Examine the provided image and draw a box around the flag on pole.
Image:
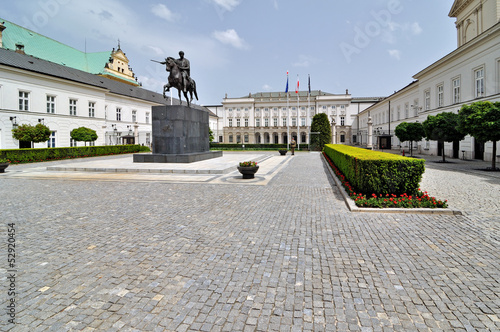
[296,75,299,93]
[285,71,289,93]
[308,74,311,95]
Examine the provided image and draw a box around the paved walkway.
[1,152,499,331]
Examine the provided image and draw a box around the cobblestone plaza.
[1,152,499,331]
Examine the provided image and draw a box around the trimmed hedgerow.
[0,145,150,164]
[324,144,425,196]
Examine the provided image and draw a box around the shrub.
[324,144,425,196]
[0,145,150,164]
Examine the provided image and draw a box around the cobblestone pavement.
[1,152,499,331]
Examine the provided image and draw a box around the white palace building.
[355,0,500,162]
[220,91,382,147]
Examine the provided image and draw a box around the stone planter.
[237,166,259,179]
[279,150,287,155]
[0,162,10,173]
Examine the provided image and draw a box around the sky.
[0,0,458,105]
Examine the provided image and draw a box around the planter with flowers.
[237,161,259,179]
[0,158,10,173]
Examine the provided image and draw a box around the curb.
[321,154,462,215]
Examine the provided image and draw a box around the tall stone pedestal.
[133,105,222,163]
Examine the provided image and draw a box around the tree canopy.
[310,113,332,150]
[422,112,465,162]
[70,127,98,146]
[394,122,425,157]
[458,101,500,170]
[12,123,51,147]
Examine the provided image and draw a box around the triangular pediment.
[449,0,475,17]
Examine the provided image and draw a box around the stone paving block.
[1,153,499,331]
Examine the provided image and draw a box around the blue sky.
[1,0,457,105]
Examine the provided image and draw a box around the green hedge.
[0,145,150,164]
[210,143,309,150]
[324,144,425,195]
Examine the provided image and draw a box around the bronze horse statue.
[162,57,198,107]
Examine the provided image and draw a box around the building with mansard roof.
[0,19,216,149]
[355,0,500,162]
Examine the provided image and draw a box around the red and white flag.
[295,75,299,93]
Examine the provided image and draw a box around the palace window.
[437,84,444,107]
[255,118,260,127]
[47,131,56,148]
[273,118,278,127]
[89,102,95,117]
[264,118,269,127]
[47,95,55,113]
[244,118,249,127]
[229,134,233,143]
[19,91,29,111]
[424,90,430,110]
[244,134,249,143]
[116,107,122,121]
[292,117,297,126]
[69,99,77,116]
[301,117,306,126]
[236,118,240,127]
[340,116,345,126]
[228,118,233,127]
[405,103,409,118]
[474,67,484,98]
[282,117,287,127]
[132,110,137,122]
[452,77,460,104]
[146,112,150,124]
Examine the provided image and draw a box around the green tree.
[394,122,425,157]
[458,101,500,170]
[12,123,51,148]
[422,112,465,163]
[70,127,98,146]
[310,113,332,150]
[208,128,214,143]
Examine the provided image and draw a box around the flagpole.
[307,74,310,151]
[297,80,300,151]
[296,74,300,150]
[286,71,290,150]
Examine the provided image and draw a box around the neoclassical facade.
[355,0,500,161]
[222,91,382,146]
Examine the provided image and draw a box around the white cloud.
[210,0,241,11]
[213,29,248,49]
[262,84,272,91]
[151,4,177,22]
[411,22,423,35]
[388,49,401,60]
[292,55,315,68]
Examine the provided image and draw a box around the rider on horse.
[162,51,191,93]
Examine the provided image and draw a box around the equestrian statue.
[152,51,198,107]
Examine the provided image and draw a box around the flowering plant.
[239,161,257,167]
[0,158,10,163]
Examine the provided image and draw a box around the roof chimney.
[15,43,25,54]
[0,22,6,48]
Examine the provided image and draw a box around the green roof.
[1,18,110,74]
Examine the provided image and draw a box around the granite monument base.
[133,150,222,163]
[134,105,222,163]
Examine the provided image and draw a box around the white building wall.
[0,64,157,149]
